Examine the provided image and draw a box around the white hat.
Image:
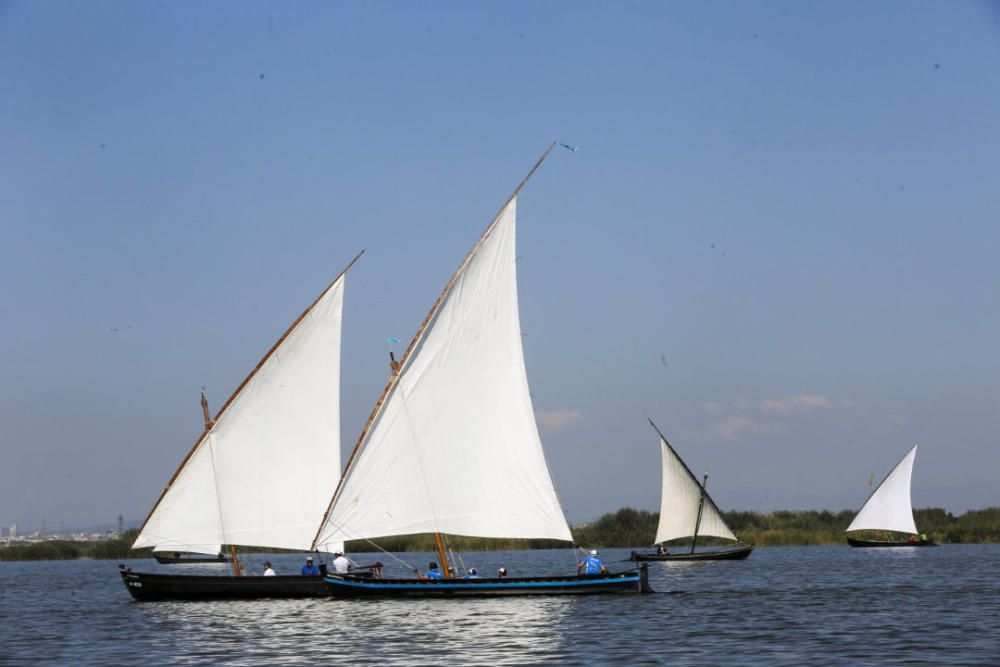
[588,549,598,556]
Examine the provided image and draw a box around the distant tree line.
[572,507,1000,547]
[2,509,998,561]
[0,529,150,562]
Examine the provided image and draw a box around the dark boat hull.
[846,537,937,548]
[153,553,227,564]
[119,567,329,601]
[324,565,652,598]
[631,545,753,561]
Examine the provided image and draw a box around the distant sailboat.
[313,145,650,597]
[120,252,365,601]
[632,419,752,562]
[845,445,935,547]
[152,551,226,565]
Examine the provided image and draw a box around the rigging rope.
[319,515,419,574]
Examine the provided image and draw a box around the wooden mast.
[229,545,241,576]
[200,389,214,431]
[132,250,365,551]
[311,144,558,551]
[433,533,451,578]
[690,473,708,554]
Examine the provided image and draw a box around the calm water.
[1,545,997,665]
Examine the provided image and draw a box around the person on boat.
[301,556,321,576]
[332,552,350,575]
[497,567,507,578]
[424,562,443,579]
[262,562,276,576]
[908,535,918,543]
[578,549,608,575]
[463,568,481,579]
[656,545,669,556]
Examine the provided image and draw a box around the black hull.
[119,567,329,601]
[325,565,652,598]
[154,553,227,564]
[846,537,937,548]
[631,545,753,561]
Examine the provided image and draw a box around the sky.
[1,1,998,532]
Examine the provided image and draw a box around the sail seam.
[205,432,229,548]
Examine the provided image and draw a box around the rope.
[443,536,468,576]
[319,515,418,574]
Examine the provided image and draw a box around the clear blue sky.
[2,1,998,531]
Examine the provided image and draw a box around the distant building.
[9,523,16,539]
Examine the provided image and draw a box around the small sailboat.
[631,419,752,562]
[152,551,226,565]
[845,445,936,547]
[312,145,650,597]
[120,252,363,601]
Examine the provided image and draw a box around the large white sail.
[133,273,347,554]
[314,198,572,549]
[846,445,919,535]
[654,435,737,545]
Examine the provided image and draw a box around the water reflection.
[2,545,998,665]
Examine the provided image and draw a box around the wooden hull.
[324,565,652,598]
[119,567,329,601]
[153,553,227,564]
[631,545,753,561]
[846,537,937,548]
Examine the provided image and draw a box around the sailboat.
[845,445,935,547]
[312,145,650,597]
[119,252,364,601]
[152,551,226,565]
[631,419,752,562]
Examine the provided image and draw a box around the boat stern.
[638,563,654,594]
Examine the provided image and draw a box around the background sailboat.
[632,419,752,561]
[313,147,649,596]
[845,445,936,547]
[120,252,362,601]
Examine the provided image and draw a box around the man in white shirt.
[332,552,350,575]
[262,562,276,576]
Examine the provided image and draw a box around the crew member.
[332,552,350,574]
[578,549,608,575]
[301,556,321,576]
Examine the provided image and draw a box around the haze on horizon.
[2,1,998,533]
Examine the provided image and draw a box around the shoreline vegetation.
[2,507,998,562]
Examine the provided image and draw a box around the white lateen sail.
[653,432,737,545]
[133,268,350,554]
[314,197,572,550]
[846,445,919,535]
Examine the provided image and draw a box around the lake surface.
[1,545,997,665]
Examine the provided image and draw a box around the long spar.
[311,143,559,553]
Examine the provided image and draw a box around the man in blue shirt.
[463,567,481,579]
[424,562,443,579]
[301,556,320,576]
[578,549,608,575]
